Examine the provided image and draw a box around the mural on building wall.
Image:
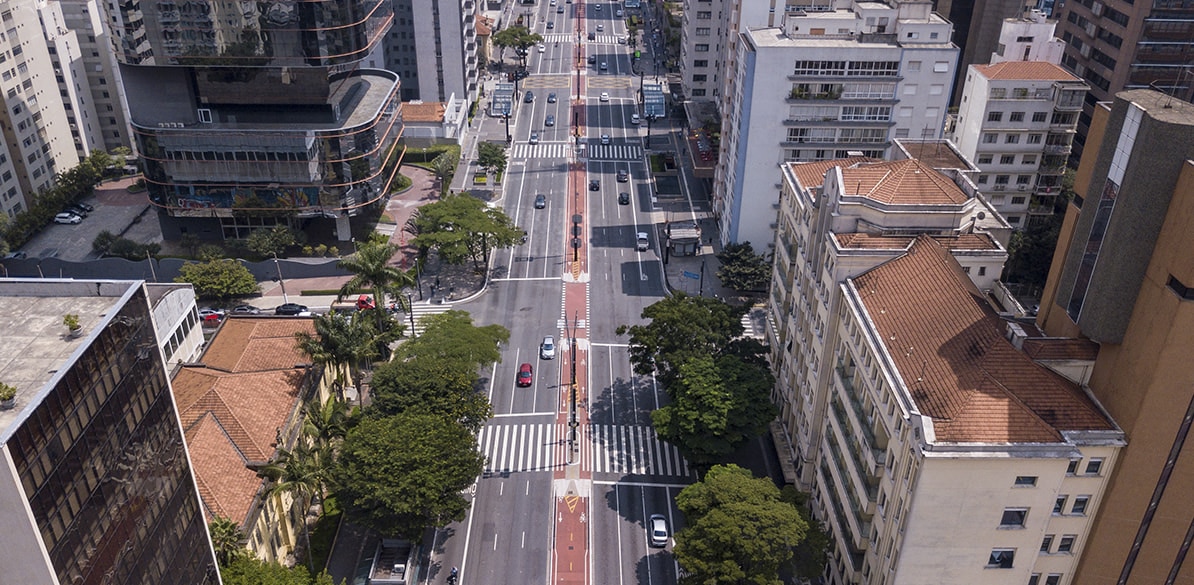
[169,184,322,210]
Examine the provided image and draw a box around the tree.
[336,412,486,541]
[716,242,771,292]
[491,26,543,67]
[209,516,249,568]
[430,151,459,196]
[372,354,494,435]
[394,310,509,367]
[651,353,778,466]
[336,237,415,332]
[476,141,507,177]
[246,225,298,257]
[257,441,338,572]
[303,395,353,447]
[616,292,747,385]
[175,258,260,299]
[296,311,381,400]
[781,486,830,580]
[92,230,120,255]
[219,556,341,585]
[673,464,807,585]
[405,193,523,270]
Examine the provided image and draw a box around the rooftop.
[894,140,977,172]
[788,157,878,190]
[0,280,139,440]
[839,159,969,205]
[973,61,1081,82]
[849,237,1115,443]
[833,232,1000,251]
[172,317,315,521]
[1021,337,1101,362]
[402,101,447,123]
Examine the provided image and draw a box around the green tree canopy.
[491,26,543,66]
[430,151,459,196]
[219,556,341,585]
[674,464,808,585]
[616,292,747,385]
[296,311,382,399]
[405,193,523,269]
[336,238,415,332]
[246,225,299,257]
[781,486,831,580]
[209,516,249,568]
[175,258,260,299]
[715,242,771,292]
[370,355,493,434]
[394,310,509,367]
[336,412,485,540]
[651,353,778,466]
[476,141,508,176]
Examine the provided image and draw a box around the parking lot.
[18,177,162,262]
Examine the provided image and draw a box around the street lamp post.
[272,252,289,304]
[566,312,578,462]
[405,291,416,335]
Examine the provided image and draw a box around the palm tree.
[336,238,416,332]
[258,441,337,572]
[303,396,352,447]
[209,515,248,568]
[296,312,381,401]
[430,151,458,197]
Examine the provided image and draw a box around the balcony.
[829,399,880,500]
[1028,203,1054,215]
[819,464,867,573]
[787,88,843,101]
[1043,143,1072,155]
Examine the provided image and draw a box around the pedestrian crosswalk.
[540,33,624,44]
[587,143,642,161]
[405,301,454,335]
[476,422,695,478]
[521,74,572,89]
[587,77,634,89]
[511,142,573,159]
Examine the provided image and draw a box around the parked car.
[73,201,95,212]
[356,294,376,310]
[198,308,225,323]
[65,205,89,218]
[589,179,601,191]
[619,192,630,205]
[54,212,82,225]
[540,336,556,359]
[232,305,261,314]
[535,194,547,209]
[617,169,628,182]
[649,514,669,547]
[516,363,534,387]
[275,303,310,316]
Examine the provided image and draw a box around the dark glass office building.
[0,280,217,585]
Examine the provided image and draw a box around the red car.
[516,363,533,387]
[356,294,376,310]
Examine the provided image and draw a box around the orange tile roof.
[974,61,1081,81]
[402,101,447,123]
[477,16,493,36]
[851,236,1114,443]
[834,233,1000,251]
[839,159,968,205]
[172,318,312,525]
[1021,337,1101,361]
[789,157,877,189]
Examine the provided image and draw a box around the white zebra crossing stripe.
[511,143,572,159]
[478,422,558,474]
[587,144,643,161]
[588,424,692,477]
[406,302,454,336]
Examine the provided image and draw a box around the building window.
[693,59,708,67]
[1045,575,1062,585]
[1041,535,1054,553]
[988,111,1004,122]
[987,549,1015,569]
[696,27,710,36]
[1030,575,1041,585]
[995,175,1010,185]
[933,61,949,72]
[1000,509,1028,527]
[1012,196,1026,205]
[1010,215,1022,224]
[695,44,709,52]
[1022,155,1037,165]
[1054,495,1067,514]
[1001,154,1015,164]
[1014,475,1037,487]
[983,133,998,144]
[978,154,993,164]
[907,60,921,72]
[1010,111,1025,122]
[1085,458,1103,475]
[697,10,711,18]
[1006,134,1020,144]
[930,84,944,95]
[990,87,1007,99]
[1033,111,1048,122]
[1058,535,1076,553]
[979,266,987,276]
[692,88,706,96]
[977,174,989,184]
[692,74,707,82]
[1072,496,1090,515]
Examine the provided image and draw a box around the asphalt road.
[427,2,690,584]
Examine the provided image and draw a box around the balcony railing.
[1043,144,1071,155]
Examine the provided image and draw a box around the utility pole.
[272,252,289,304]
[567,311,578,463]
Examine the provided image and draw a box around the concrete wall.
[0,256,349,283]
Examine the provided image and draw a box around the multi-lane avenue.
[432,1,691,583]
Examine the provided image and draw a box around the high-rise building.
[678,0,777,103]
[766,152,1122,585]
[1054,0,1194,160]
[55,0,135,155]
[0,279,218,585]
[0,0,82,219]
[1039,89,1194,585]
[713,2,957,249]
[952,61,1086,227]
[932,0,1036,103]
[384,0,480,103]
[110,0,404,241]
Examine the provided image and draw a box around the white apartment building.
[679,0,778,102]
[55,0,133,155]
[987,9,1065,65]
[714,1,957,249]
[766,156,1123,585]
[385,0,480,103]
[952,61,1085,227]
[0,0,80,218]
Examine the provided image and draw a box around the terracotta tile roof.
[789,157,877,189]
[172,317,311,525]
[834,233,999,251]
[477,16,493,36]
[839,159,968,205]
[974,61,1081,81]
[851,236,1115,443]
[1021,338,1101,361]
[402,101,447,123]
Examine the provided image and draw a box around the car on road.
[631,113,640,125]
[198,308,225,323]
[524,91,535,103]
[546,21,554,29]
[3,251,27,260]
[558,5,564,12]
[530,131,539,144]
[275,303,310,316]
[588,54,597,64]
[599,61,608,71]
[618,192,630,205]
[550,0,556,4]
[588,32,596,41]
[540,336,556,359]
[65,205,90,218]
[537,43,546,52]
[355,294,376,310]
[594,3,601,8]
[534,194,547,209]
[54,212,83,225]
[617,169,628,182]
[649,514,669,547]
[618,36,627,44]
[596,24,604,31]
[616,8,624,16]
[636,232,650,251]
[600,92,610,102]
[516,363,534,387]
[232,305,261,314]
[548,92,557,103]
[545,114,555,126]
[589,179,601,191]
[601,134,611,145]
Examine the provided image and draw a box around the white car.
[596,24,604,32]
[601,134,611,145]
[600,92,610,102]
[54,212,82,225]
[537,43,546,53]
[540,336,556,360]
[649,514,669,547]
[636,232,649,251]
[616,8,624,16]
[631,113,641,125]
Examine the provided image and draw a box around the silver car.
[540,336,556,359]
[649,514,669,547]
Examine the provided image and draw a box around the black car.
[546,21,554,28]
[618,192,630,205]
[535,194,547,209]
[545,114,555,126]
[587,54,597,64]
[547,92,557,103]
[587,32,596,41]
[65,205,89,218]
[589,179,600,191]
[73,201,95,212]
[275,303,310,316]
[524,91,535,103]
